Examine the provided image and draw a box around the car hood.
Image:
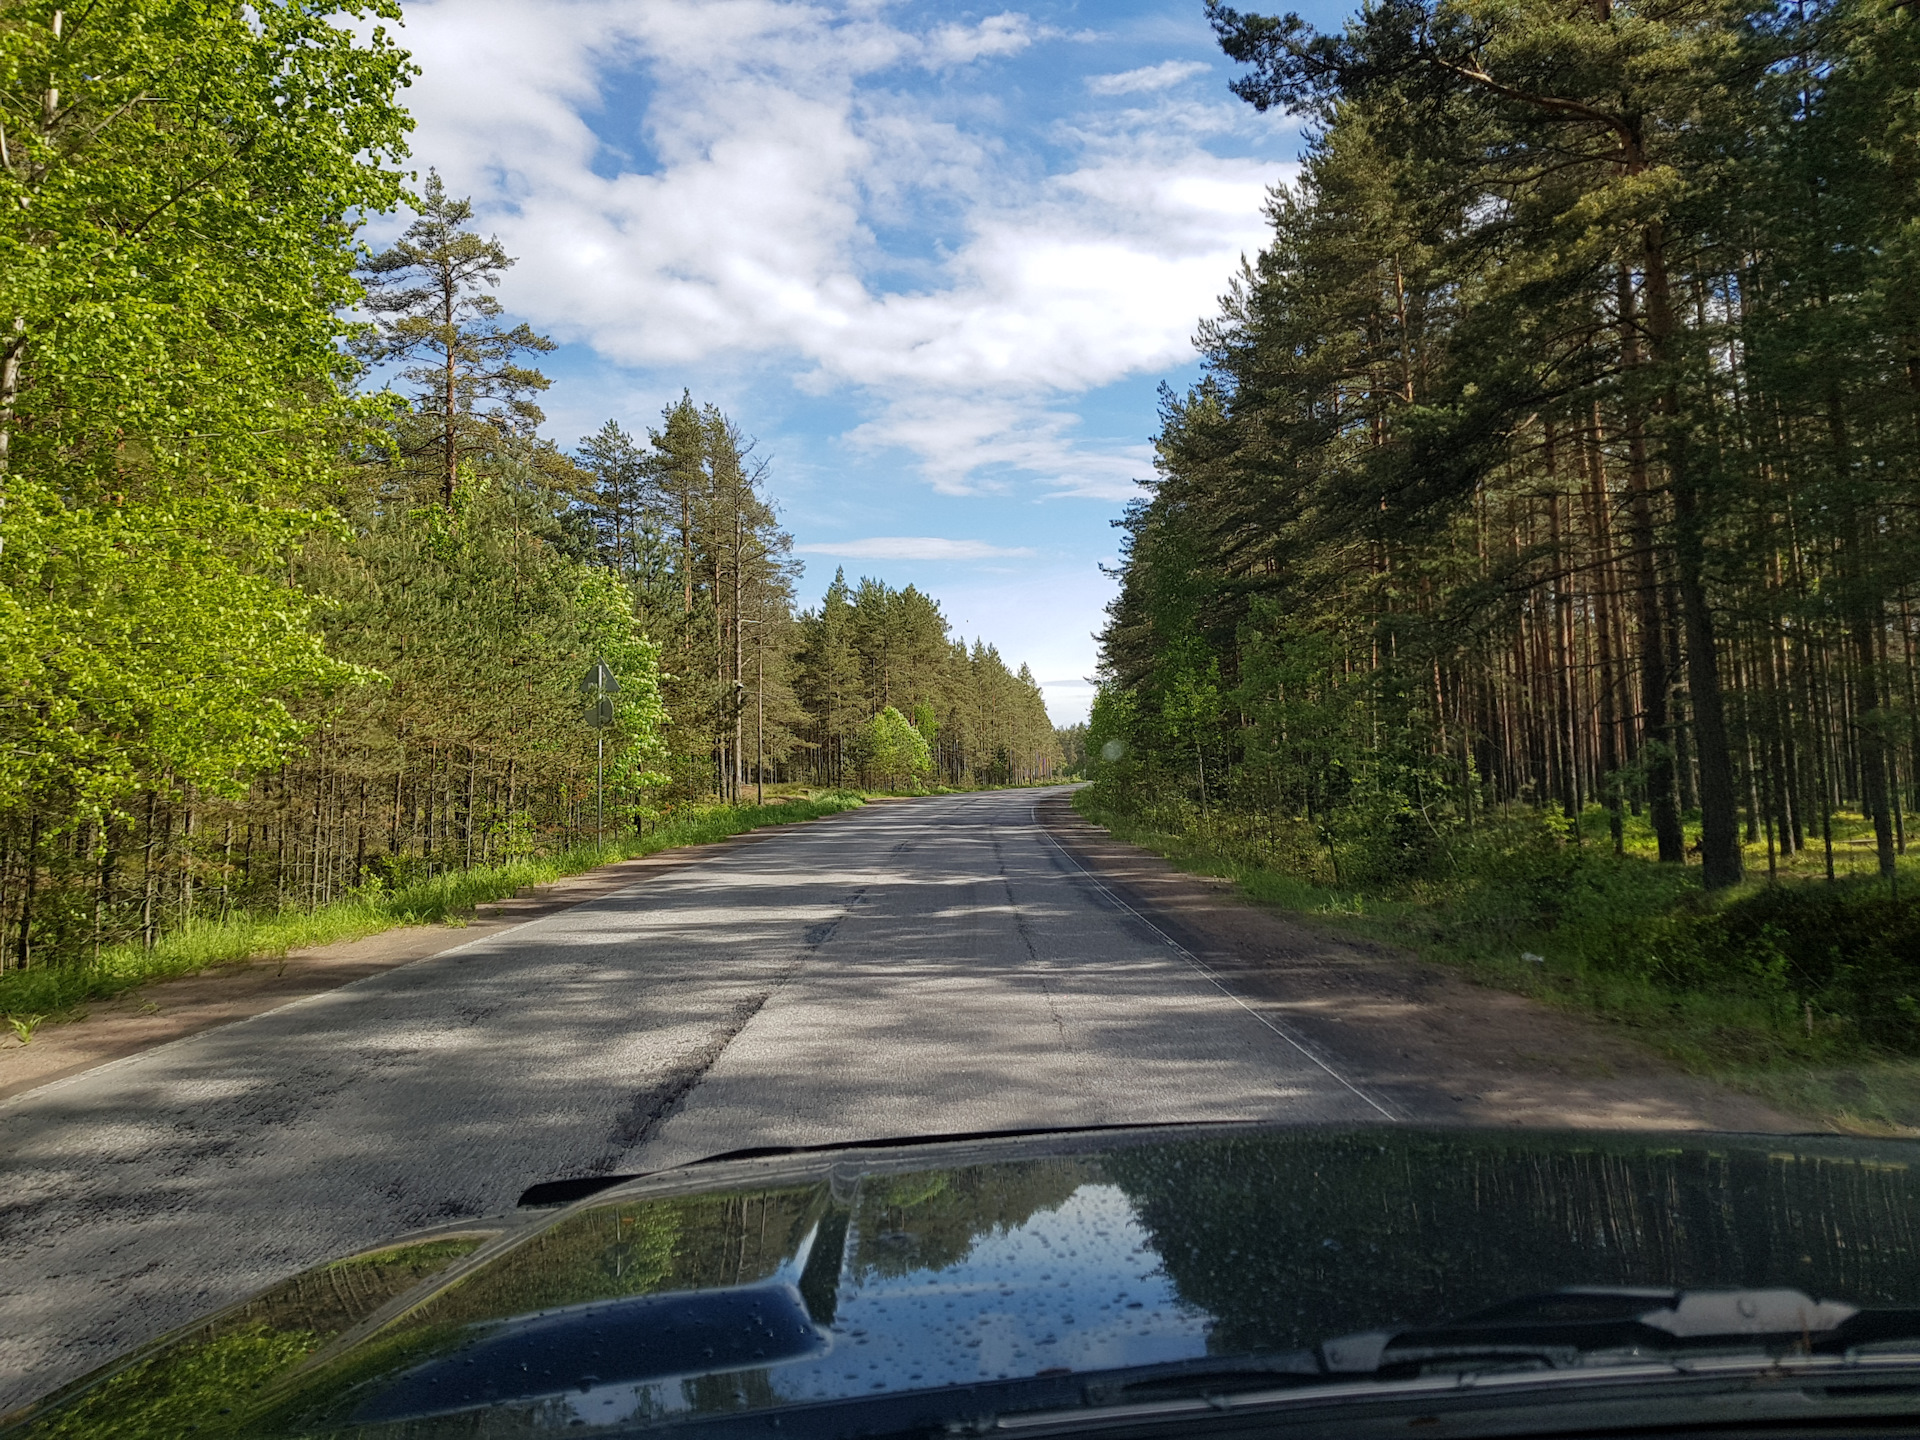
[10,1123,1920,1438]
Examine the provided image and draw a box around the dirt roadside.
[1036,795,1806,1133]
[0,818,857,1104]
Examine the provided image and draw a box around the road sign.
[581,661,620,695]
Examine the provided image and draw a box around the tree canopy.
[1095,0,1920,896]
[0,14,1067,973]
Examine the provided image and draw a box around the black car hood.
[11,1123,1920,1438]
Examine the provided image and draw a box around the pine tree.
[357,172,556,508]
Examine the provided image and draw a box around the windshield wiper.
[1319,1286,1920,1377]
[1073,1288,1920,1408]
[990,1290,1920,1439]
[516,1121,1264,1207]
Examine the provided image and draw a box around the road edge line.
[1029,795,1401,1123]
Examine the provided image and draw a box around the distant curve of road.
[0,786,1389,1415]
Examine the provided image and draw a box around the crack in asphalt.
[991,827,1077,1060]
[591,988,779,1170]
[590,884,873,1172]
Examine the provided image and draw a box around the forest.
[1087,0,1920,1079]
[0,2,1061,980]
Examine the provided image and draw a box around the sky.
[382,0,1343,724]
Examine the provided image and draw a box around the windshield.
[4,1,1919,1438]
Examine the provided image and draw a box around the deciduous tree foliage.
[0,0,412,964]
[569,413,1067,797]
[1096,0,1920,895]
[855,707,934,790]
[0,12,1068,975]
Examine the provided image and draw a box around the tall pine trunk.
[1642,231,1741,887]
[1619,266,1685,863]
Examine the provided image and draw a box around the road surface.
[0,787,1392,1413]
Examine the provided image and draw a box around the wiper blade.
[1319,1287,1920,1378]
[1068,1291,1920,1409]
[998,1293,1920,1438]
[1081,1352,1323,1403]
[517,1121,1263,1207]
[684,1120,1264,1167]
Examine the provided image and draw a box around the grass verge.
[1072,792,1920,1135]
[0,792,865,1029]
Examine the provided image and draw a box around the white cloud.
[924,12,1035,68]
[844,395,1152,499]
[793,536,1036,561]
[1086,60,1210,95]
[391,0,1288,496]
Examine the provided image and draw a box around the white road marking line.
[1028,799,1401,1123]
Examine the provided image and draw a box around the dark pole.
[756,625,765,806]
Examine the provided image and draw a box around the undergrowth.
[0,792,865,1027]
[1074,791,1920,1134]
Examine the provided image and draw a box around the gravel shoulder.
[1036,795,1805,1133]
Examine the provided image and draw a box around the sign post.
[580,661,620,844]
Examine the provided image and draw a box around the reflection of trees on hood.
[1103,1135,1920,1357]
[853,1162,1091,1280]
[424,1188,827,1327]
[27,1240,485,1440]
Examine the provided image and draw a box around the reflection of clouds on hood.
[393,0,1292,497]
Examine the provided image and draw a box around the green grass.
[0,792,866,1029]
[1074,791,1920,1135]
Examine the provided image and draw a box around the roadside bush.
[1704,885,1920,1050]
[1337,795,1447,886]
[1441,812,1588,932]
[851,706,933,791]
[1079,777,1920,1063]
[1571,878,1920,1053]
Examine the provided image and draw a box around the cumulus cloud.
[845,394,1152,499]
[924,12,1035,68]
[391,0,1286,496]
[793,537,1037,561]
[1086,60,1210,95]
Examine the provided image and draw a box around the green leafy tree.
[856,706,933,792]
[0,0,411,964]
[789,573,1062,790]
[1095,0,1920,911]
[794,570,864,785]
[578,419,668,588]
[1208,0,1760,884]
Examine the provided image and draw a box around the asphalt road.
[0,786,1389,1415]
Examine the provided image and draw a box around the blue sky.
[387,0,1347,723]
